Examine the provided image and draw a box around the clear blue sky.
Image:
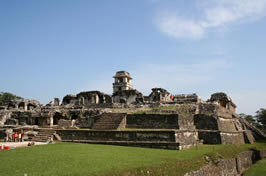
[1,0,266,115]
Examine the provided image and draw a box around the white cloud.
[157,15,205,39]
[132,59,232,95]
[156,0,266,39]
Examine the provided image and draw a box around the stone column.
[50,116,54,127]
[24,103,28,111]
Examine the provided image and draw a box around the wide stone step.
[93,124,118,127]
[61,140,180,150]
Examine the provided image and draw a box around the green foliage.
[239,113,256,123]
[0,92,22,106]
[243,159,266,176]
[255,108,266,130]
[0,142,266,176]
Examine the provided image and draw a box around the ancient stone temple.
[112,71,143,104]
[113,71,133,93]
[0,71,265,150]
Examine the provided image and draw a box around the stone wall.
[185,150,262,176]
[217,118,237,131]
[178,114,195,130]
[173,94,199,104]
[198,130,222,144]
[58,119,72,128]
[0,129,4,139]
[0,111,11,126]
[220,132,245,145]
[175,131,198,149]
[56,130,176,142]
[194,115,218,130]
[126,114,179,129]
[198,130,245,145]
[55,129,201,150]
[76,117,95,128]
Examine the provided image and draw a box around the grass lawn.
[0,142,266,176]
[243,159,266,176]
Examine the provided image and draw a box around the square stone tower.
[113,71,133,94]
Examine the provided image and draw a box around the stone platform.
[55,129,200,150]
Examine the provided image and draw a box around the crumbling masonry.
[0,71,265,149]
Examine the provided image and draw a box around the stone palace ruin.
[0,71,265,150]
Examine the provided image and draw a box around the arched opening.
[53,112,64,125]
[27,103,36,111]
[34,118,39,125]
[219,100,227,108]
[18,102,25,110]
[7,102,16,109]
[71,114,79,120]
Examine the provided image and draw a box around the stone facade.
[113,71,133,93]
[148,88,172,102]
[0,71,265,150]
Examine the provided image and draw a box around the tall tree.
[255,108,266,130]
[0,92,22,106]
[239,113,256,123]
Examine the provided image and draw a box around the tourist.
[14,132,18,142]
[72,119,76,127]
[12,133,15,142]
[21,131,24,142]
[18,132,21,142]
[4,131,8,142]
[8,133,12,142]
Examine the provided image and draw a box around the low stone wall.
[56,130,177,142]
[55,129,201,150]
[185,150,264,176]
[198,130,246,145]
[126,114,179,129]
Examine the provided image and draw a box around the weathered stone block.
[126,114,179,129]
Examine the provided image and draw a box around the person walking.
[21,131,24,142]
[18,133,21,143]
[4,132,8,142]
[14,132,18,142]
[12,133,15,142]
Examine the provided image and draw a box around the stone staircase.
[239,118,266,140]
[32,129,56,142]
[91,113,126,130]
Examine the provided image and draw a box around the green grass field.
[0,142,266,176]
[244,159,266,176]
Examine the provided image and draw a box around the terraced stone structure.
[0,71,265,149]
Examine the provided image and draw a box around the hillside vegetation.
[0,92,22,106]
[0,142,265,176]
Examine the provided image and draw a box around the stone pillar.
[95,95,99,104]
[79,97,85,105]
[123,77,127,83]
[24,103,28,111]
[50,116,54,127]
[91,96,95,104]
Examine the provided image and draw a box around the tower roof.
[113,71,132,79]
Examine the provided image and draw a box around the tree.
[0,92,22,106]
[255,108,266,131]
[239,113,256,123]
